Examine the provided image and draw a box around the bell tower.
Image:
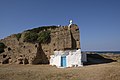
[68,20,73,30]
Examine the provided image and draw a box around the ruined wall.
[0,24,80,64]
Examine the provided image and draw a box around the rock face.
[0,24,80,64]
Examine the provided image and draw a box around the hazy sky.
[0,0,120,51]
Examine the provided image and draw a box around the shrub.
[23,26,53,44]
[0,48,4,53]
[0,42,6,48]
[15,33,21,41]
[27,26,58,33]
[23,32,38,42]
[0,42,6,53]
[37,31,50,43]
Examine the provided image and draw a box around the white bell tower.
[68,20,73,30]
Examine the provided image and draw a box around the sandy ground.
[0,62,120,80]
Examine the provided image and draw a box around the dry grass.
[0,62,120,80]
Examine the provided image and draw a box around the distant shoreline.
[82,51,120,54]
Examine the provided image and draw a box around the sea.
[82,51,120,54]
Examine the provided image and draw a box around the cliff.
[0,24,80,64]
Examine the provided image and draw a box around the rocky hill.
[0,24,80,64]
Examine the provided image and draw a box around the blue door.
[61,56,66,67]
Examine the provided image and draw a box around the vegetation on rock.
[0,42,6,53]
[23,31,50,44]
[27,26,58,33]
[37,31,50,43]
[23,26,53,44]
[15,33,21,41]
[23,32,38,42]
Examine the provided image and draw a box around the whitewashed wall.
[50,55,61,67]
[66,49,83,67]
[50,49,87,68]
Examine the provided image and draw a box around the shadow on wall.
[84,54,116,65]
[70,31,76,49]
[32,43,49,64]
